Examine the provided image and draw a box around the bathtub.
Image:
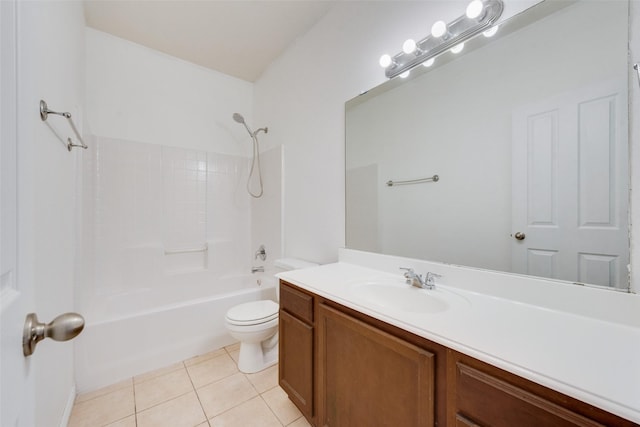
[74,271,278,393]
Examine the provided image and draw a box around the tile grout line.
[258,391,289,427]
[132,376,139,427]
[184,360,211,425]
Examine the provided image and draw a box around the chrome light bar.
[382,0,504,79]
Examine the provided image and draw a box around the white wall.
[85,28,253,154]
[17,0,85,425]
[251,146,283,266]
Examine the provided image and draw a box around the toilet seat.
[225,300,279,326]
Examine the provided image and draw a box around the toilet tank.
[273,258,319,300]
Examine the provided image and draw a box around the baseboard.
[59,384,76,427]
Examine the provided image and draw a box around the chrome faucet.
[255,245,266,261]
[400,268,441,290]
[251,266,265,273]
[425,272,441,289]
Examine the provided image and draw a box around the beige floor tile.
[246,364,278,393]
[134,361,184,384]
[184,348,228,367]
[209,396,281,427]
[75,378,133,404]
[68,387,134,427]
[261,386,302,426]
[227,349,240,364]
[137,391,207,427]
[224,342,240,352]
[287,416,311,427]
[197,372,258,419]
[196,423,211,427]
[187,353,238,389]
[105,415,136,427]
[134,367,194,411]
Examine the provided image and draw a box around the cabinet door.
[279,309,314,420]
[317,303,435,427]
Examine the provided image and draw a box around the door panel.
[512,80,628,288]
[1,1,34,425]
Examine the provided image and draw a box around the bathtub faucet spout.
[251,266,265,273]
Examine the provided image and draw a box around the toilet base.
[237,340,278,374]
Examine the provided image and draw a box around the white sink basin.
[350,278,459,314]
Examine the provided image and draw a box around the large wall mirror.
[346,0,630,290]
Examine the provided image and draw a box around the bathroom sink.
[350,279,453,314]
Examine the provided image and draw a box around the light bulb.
[466,0,484,19]
[422,58,435,67]
[379,54,392,68]
[402,39,417,54]
[450,43,464,54]
[400,70,411,78]
[431,21,447,38]
[483,25,499,37]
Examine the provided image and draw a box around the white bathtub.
[74,272,278,393]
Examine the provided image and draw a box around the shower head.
[232,113,245,124]
[233,112,268,137]
[233,112,254,136]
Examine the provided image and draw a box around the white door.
[512,80,629,288]
[1,1,35,425]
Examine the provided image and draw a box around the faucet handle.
[425,272,442,285]
[399,267,415,278]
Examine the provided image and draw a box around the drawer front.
[280,281,314,324]
[455,362,603,427]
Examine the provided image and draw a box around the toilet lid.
[226,300,279,325]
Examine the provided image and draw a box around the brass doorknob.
[514,232,526,241]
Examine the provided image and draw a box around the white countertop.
[277,249,640,424]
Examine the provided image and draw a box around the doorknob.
[513,232,526,241]
[23,312,85,357]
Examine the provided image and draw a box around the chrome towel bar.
[386,174,439,187]
[634,64,640,88]
[39,100,88,151]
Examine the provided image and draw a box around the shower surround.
[75,136,282,393]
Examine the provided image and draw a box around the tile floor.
[68,343,310,427]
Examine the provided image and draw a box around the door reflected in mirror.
[345,0,629,290]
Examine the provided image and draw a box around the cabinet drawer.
[280,281,314,324]
[454,361,603,427]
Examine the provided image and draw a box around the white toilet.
[224,258,318,373]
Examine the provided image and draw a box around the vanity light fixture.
[379,0,503,79]
[402,39,418,54]
[483,25,499,37]
[450,43,465,54]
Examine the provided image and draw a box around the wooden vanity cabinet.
[279,282,315,421]
[279,280,639,427]
[279,280,446,426]
[447,350,638,427]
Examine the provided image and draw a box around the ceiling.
[83,1,336,83]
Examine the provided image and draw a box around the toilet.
[224,258,318,373]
